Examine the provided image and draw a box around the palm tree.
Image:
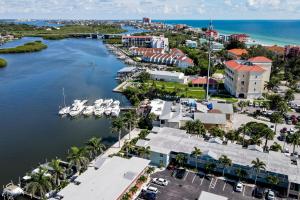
[238,101,247,112]
[185,120,194,135]
[204,163,216,176]
[124,141,135,157]
[270,112,283,134]
[112,116,125,148]
[262,127,275,151]
[25,167,52,199]
[191,147,202,170]
[49,159,65,187]
[290,132,300,154]
[184,86,189,97]
[240,124,250,147]
[67,146,89,173]
[138,146,151,159]
[194,120,206,137]
[251,158,266,185]
[218,155,232,177]
[235,168,248,181]
[175,153,186,168]
[123,111,138,139]
[267,175,279,190]
[85,137,105,160]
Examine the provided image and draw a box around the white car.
[235,182,243,192]
[152,178,168,186]
[143,186,158,194]
[290,128,295,134]
[267,190,275,200]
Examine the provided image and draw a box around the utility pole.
[206,20,213,101]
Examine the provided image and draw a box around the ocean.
[155,20,300,46]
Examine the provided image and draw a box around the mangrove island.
[0,40,47,54]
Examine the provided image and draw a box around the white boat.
[83,106,94,116]
[81,100,88,105]
[104,107,112,116]
[72,99,81,106]
[112,100,120,106]
[59,106,70,115]
[111,107,120,117]
[94,107,104,117]
[2,183,24,197]
[69,104,85,117]
[103,99,113,106]
[94,99,103,105]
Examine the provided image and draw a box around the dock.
[113,81,130,92]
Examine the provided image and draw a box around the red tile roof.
[192,77,217,85]
[225,60,265,73]
[228,49,248,56]
[248,56,272,63]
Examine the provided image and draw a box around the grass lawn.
[215,69,225,74]
[146,80,206,99]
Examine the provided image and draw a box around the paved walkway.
[102,128,141,158]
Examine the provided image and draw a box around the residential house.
[136,127,300,199]
[186,40,198,48]
[191,77,217,89]
[227,49,248,59]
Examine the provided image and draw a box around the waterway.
[0,37,130,190]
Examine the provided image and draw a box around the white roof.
[150,99,165,116]
[198,191,228,200]
[58,156,150,200]
[136,127,300,184]
[149,70,184,78]
[118,67,137,73]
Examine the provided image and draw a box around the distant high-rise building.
[285,45,300,57]
[142,17,151,24]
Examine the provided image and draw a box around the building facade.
[148,70,187,84]
[122,35,169,50]
[224,57,272,99]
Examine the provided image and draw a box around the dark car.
[253,187,264,199]
[175,168,187,179]
[140,190,156,200]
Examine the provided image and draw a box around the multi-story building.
[129,47,164,56]
[142,17,151,24]
[185,40,198,48]
[285,45,300,57]
[230,34,249,43]
[205,29,219,40]
[224,56,272,99]
[122,35,169,50]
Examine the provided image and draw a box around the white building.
[122,35,169,50]
[56,156,150,200]
[148,70,188,84]
[185,40,198,48]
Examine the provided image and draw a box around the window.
[254,88,256,92]
[255,75,258,78]
[254,82,256,85]
[241,81,245,85]
[243,75,245,77]
[160,153,164,157]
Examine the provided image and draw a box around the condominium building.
[224,56,272,99]
[136,127,300,199]
[285,45,300,57]
[230,34,249,43]
[122,35,169,50]
[142,17,151,24]
[185,40,198,48]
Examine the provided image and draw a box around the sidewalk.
[102,128,141,158]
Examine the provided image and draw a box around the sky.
[0,0,300,20]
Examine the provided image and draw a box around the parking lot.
[142,169,285,200]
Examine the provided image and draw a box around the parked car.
[140,190,157,200]
[266,189,275,200]
[175,168,186,179]
[235,182,243,192]
[152,178,168,186]
[290,128,295,134]
[253,187,264,199]
[249,101,253,106]
[143,186,158,194]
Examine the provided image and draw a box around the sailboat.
[58,88,70,115]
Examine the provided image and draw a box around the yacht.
[69,103,85,117]
[83,106,94,116]
[103,99,113,107]
[94,99,103,105]
[104,107,112,116]
[2,183,24,198]
[112,100,120,106]
[111,107,120,117]
[94,107,104,117]
[59,106,70,115]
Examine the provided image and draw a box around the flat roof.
[136,127,300,184]
[198,191,228,200]
[194,112,227,125]
[58,157,150,200]
[149,70,184,78]
[210,101,234,114]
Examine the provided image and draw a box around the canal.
[0,37,130,189]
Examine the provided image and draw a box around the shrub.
[0,58,7,68]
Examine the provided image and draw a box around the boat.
[104,107,112,116]
[83,106,94,116]
[112,100,120,106]
[94,99,103,105]
[2,183,24,198]
[103,99,113,107]
[111,107,120,117]
[94,107,104,117]
[69,104,85,117]
[58,88,70,115]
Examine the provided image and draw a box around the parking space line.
[223,181,227,191]
[183,171,189,181]
[200,176,205,185]
[192,174,197,183]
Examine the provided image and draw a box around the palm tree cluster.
[185,120,206,137]
[25,137,106,199]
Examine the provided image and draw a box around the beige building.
[224,56,272,99]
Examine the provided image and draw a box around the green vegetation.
[103,38,122,44]
[0,41,47,54]
[0,23,125,40]
[0,58,7,67]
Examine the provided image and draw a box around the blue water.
[0,37,130,191]
[156,20,300,46]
